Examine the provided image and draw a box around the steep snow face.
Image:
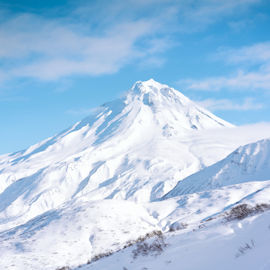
[164,138,270,198]
[0,79,236,229]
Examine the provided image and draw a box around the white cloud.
[196,97,264,111]
[0,70,7,83]
[228,19,253,31]
[198,122,270,145]
[0,14,166,80]
[66,107,103,116]
[214,41,270,65]
[8,20,160,80]
[180,40,270,92]
[0,0,261,82]
[176,0,261,32]
[0,3,175,81]
[180,68,270,91]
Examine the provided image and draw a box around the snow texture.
[164,138,270,197]
[0,79,270,270]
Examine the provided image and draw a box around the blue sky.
[0,0,270,154]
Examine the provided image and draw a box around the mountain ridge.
[0,79,236,230]
[163,138,270,198]
[1,79,270,270]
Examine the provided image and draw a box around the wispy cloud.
[214,41,270,65]
[177,0,261,32]
[66,107,102,116]
[0,15,166,80]
[180,69,270,91]
[0,0,261,82]
[0,1,176,82]
[180,40,270,92]
[197,97,264,111]
[228,19,253,32]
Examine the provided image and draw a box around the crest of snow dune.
[164,138,270,198]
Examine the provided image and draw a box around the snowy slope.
[0,199,159,270]
[164,138,270,198]
[73,177,270,270]
[2,178,270,270]
[0,79,237,230]
[1,79,270,270]
[77,206,270,270]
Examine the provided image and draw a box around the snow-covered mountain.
[1,79,270,270]
[164,138,270,198]
[75,138,270,270]
[0,79,236,229]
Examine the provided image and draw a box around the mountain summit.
[126,79,232,131]
[1,80,270,270]
[0,79,233,229]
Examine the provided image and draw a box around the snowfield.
[0,79,270,270]
[164,138,270,197]
[78,208,270,270]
